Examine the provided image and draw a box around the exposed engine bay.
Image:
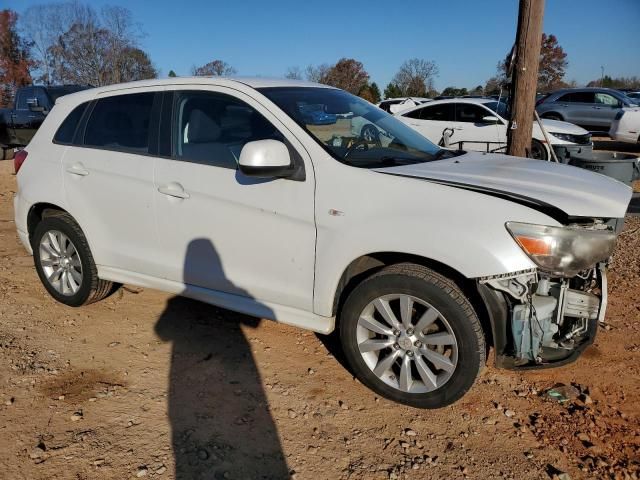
[481,264,605,366]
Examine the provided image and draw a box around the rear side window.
[412,103,455,121]
[53,103,88,144]
[557,91,594,103]
[172,91,283,169]
[84,93,155,153]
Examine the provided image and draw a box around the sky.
[5,0,640,90]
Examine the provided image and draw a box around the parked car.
[609,106,640,144]
[378,97,431,114]
[535,88,638,133]
[298,103,337,125]
[14,78,631,408]
[396,98,592,160]
[623,91,640,102]
[0,85,89,160]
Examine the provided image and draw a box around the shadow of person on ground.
[155,238,289,480]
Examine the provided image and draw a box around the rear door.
[61,90,163,277]
[152,87,316,311]
[400,103,455,145]
[554,91,595,128]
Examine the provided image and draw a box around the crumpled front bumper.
[477,264,606,370]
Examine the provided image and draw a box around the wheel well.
[542,112,563,120]
[27,203,69,243]
[332,252,494,347]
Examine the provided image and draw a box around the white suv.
[14,78,632,408]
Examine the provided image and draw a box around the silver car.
[536,87,637,133]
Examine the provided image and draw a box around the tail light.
[14,149,27,174]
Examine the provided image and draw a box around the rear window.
[53,103,88,144]
[84,93,155,153]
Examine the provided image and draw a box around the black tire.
[528,139,548,160]
[339,263,485,408]
[32,212,113,307]
[1,147,14,161]
[542,112,563,122]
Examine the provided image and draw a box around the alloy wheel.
[39,230,83,296]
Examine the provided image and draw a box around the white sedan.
[609,107,640,144]
[395,98,593,161]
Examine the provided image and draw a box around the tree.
[484,76,504,96]
[586,75,640,89]
[383,82,403,99]
[369,82,381,103]
[469,85,484,96]
[168,69,177,77]
[391,58,439,97]
[499,33,567,92]
[322,58,369,94]
[192,60,236,76]
[440,87,468,97]
[305,63,330,83]
[284,66,302,80]
[0,9,34,107]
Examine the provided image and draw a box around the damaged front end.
[477,219,616,369]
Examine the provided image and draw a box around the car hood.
[537,118,588,135]
[375,152,632,220]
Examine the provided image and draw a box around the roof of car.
[549,87,625,94]
[53,77,334,104]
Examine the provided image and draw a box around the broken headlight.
[506,222,616,277]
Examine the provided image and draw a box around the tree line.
[2,7,637,111]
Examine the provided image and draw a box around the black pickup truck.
[0,85,89,160]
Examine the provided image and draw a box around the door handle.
[593,106,602,110]
[158,184,190,199]
[66,164,89,176]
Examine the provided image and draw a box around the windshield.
[259,87,453,168]
[483,100,510,119]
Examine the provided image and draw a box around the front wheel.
[339,263,485,408]
[529,139,549,160]
[32,212,114,307]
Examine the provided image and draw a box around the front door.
[452,103,506,152]
[153,87,316,311]
[399,103,456,145]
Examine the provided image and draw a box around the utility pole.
[506,0,545,158]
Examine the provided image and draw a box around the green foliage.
[383,82,403,99]
[440,87,468,97]
[168,70,177,77]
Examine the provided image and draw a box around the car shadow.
[154,238,290,479]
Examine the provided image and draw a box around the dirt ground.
[0,152,638,480]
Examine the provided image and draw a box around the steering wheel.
[344,138,370,158]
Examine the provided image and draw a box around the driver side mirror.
[27,98,45,113]
[238,139,294,178]
[481,115,500,124]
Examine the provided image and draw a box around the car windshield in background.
[259,87,453,168]
[484,101,510,119]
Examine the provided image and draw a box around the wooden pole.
[506,0,545,158]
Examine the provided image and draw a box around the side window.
[594,93,619,106]
[557,92,594,103]
[16,88,31,110]
[173,91,283,169]
[54,103,88,144]
[418,104,455,121]
[403,107,425,119]
[454,103,488,123]
[84,93,155,153]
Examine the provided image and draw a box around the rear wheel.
[339,263,485,408]
[529,139,549,160]
[32,212,113,307]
